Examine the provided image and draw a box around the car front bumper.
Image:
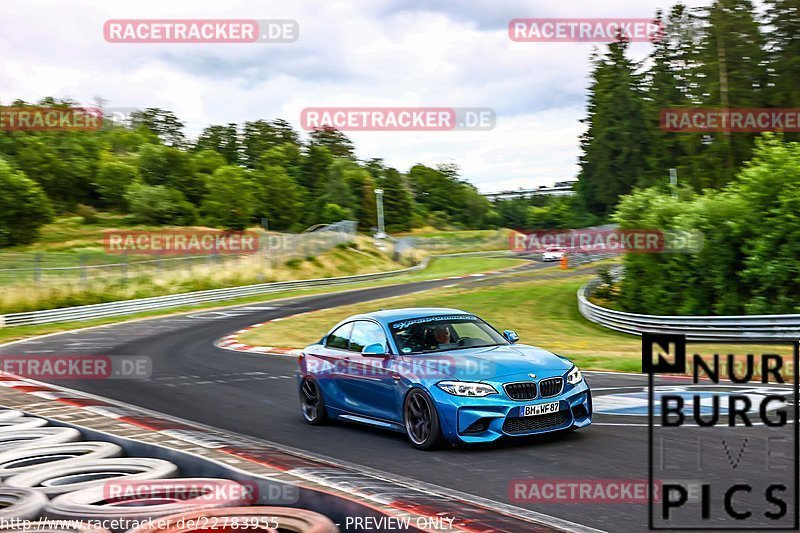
[429,380,592,444]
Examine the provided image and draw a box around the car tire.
[403,389,444,451]
[299,378,327,425]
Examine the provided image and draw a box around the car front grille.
[538,377,563,398]
[503,382,537,401]
[502,412,570,434]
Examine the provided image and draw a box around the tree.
[299,145,333,191]
[308,126,355,159]
[686,0,768,186]
[612,135,800,315]
[252,165,306,230]
[124,181,196,225]
[242,119,299,168]
[192,149,226,177]
[130,108,186,148]
[194,124,240,165]
[314,159,359,223]
[378,167,413,231]
[200,166,258,230]
[94,157,138,207]
[577,39,651,215]
[764,0,800,141]
[0,158,53,246]
[137,144,204,204]
[642,6,698,187]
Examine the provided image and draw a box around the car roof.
[347,307,475,325]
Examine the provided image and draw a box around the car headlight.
[436,381,497,397]
[566,366,583,385]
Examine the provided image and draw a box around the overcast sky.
[1,0,712,192]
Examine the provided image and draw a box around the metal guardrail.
[0,257,431,328]
[578,273,800,341]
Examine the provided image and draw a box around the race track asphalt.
[1,258,795,532]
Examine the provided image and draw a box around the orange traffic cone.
[560,255,569,270]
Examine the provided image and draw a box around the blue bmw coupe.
[297,308,592,449]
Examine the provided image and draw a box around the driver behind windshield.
[423,325,457,351]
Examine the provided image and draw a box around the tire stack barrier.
[0,488,48,520]
[5,458,179,496]
[0,409,340,532]
[45,479,252,525]
[0,427,82,452]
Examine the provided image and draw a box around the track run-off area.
[0,256,793,532]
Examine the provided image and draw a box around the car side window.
[325,322,352,350]
[348,321,389,353]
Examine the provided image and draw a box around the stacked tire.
[0,410,339,532]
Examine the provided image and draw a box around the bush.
[124,181,197,225]
[0,158,53,247]
[613,135,800,315]
[201,166,257,230]
[94,159,137,207]
[75,204,99,224]
[319,203,351,224]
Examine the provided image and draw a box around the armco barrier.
[0,258,430,328]
[578,275,800,341]
[0,250,528,328]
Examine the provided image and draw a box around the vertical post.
[375,188,385,236]
[669,168,677,198]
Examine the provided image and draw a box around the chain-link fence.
[0,221,358,287]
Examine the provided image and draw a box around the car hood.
[399,344,572,382]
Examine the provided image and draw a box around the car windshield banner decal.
[390,315,478,330]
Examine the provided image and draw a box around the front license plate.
[521,401,560,417]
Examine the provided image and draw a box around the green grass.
[240,270,646,372]
[0,254,526,346]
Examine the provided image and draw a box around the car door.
[337,320,399,422]
[312,321,353,413]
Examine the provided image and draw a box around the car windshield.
[388,315,507,354]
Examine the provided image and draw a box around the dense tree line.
[0,102,512,245]
[578,0,800,215]
[614,135,800,315]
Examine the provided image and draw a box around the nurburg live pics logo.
[643,332,799,530]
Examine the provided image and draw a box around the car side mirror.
[361,343,389,357]
[503,330,520,344]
